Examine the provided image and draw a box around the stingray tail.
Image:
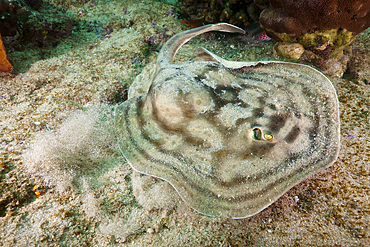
[157,23,245,66]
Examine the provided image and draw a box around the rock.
[273,42,305,60]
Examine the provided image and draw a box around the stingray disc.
[115,60,340,219]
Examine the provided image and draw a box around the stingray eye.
[253,128,262,140]
[264,133,274,141]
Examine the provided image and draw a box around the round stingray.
[115,61,340,219]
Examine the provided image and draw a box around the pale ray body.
[115,23,340,219]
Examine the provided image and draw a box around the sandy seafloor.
[0,0,369,246]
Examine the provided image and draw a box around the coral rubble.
[0,0,29,36]
[179,0,269,28]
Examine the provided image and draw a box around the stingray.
[114,23,340,219]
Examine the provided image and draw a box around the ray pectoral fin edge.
[194,47,261,68]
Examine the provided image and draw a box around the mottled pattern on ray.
[115,23,340,219]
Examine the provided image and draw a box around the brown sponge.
[260,0,370,38]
